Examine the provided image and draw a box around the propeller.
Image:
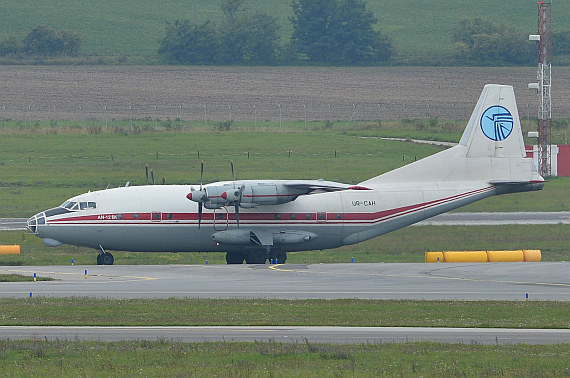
[224,160,245,228]
[186,161,206,229]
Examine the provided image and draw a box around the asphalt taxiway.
[1,262,568,300]
[2,326,569,345]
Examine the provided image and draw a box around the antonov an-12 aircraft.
[27,85,544,265]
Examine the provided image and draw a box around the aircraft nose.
[27,213,45,234]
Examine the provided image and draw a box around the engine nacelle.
[212,230,319,246]
[273,231,319,245]
[212,230,251,245]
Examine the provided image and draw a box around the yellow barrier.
[0,245,21,255]
[487,250,524,262]
[523,250,542,262]
[444,251,488,263]
[426,250,541,263]
[425,252,444,263]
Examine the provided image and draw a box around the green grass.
[1,298,568,328]
[1,121,569,217]
[0,224,567,266]
[1,0,569,63]
[1,340,567,377]
[0,273,53,282]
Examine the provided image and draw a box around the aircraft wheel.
[245,250,267,264]
[101,252,114,265]
[226,252,245,264]
[96,254,103,265]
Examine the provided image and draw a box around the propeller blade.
[145,164,149,185]
[151,168,155,185]
[234,202,240,228]
[231,160,236,183]
[200,160,204,191]
[198,203,203,230]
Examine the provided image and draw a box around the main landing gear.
[225,250,287,265]
[97,246,114,265]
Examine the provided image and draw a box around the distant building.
[526,145,570,177]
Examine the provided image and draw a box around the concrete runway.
[1,263,568,300]
[2,212,569,230]
[2,325,569,345]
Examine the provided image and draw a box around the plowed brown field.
[1,66,568,122]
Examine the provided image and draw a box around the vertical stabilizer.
[459,84,525,158]
[359,84,543,186]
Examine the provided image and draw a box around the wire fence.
[1,100,562,128]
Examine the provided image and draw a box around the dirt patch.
[1,66,568,121]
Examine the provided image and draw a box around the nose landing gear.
[97,246,114,265]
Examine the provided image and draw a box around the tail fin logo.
[480,106,513,141]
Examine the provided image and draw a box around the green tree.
[291,0,393,64]
[552,30,570,56]
[158,20,220,64]
[0,34,21,56]
[452,18,533,66]
[22,25,82,56]
[219,12,281,64]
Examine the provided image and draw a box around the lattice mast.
[536,1,552,177]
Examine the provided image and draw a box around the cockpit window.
[60,201,96,211]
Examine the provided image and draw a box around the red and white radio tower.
[529,1,552,177]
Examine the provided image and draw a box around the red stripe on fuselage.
[47,186,494,227]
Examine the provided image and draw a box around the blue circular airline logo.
[480,106,514,141]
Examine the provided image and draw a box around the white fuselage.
[28,180,501,254]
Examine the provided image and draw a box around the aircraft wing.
[282,180,356,193]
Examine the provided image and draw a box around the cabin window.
[318,213,326,221]
[88,202,96,209]
[167,213,173,220]
[152,213,161,220]
[133,214,139,219]
[290,214,296,219]
[305,213,311,220]
[336,214,342,220]
[80,202,87,210]
[117,214,123,220]
[274,213,280,220]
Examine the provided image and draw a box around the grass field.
[1,126,569,217]
[1,299,568,375]
[1,298,568,328]
[1,0,569,63]
[1,340,567,376]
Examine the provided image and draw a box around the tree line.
[0,25,82,57]
[2,0,570,66]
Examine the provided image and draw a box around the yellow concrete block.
[0,245,20,255]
